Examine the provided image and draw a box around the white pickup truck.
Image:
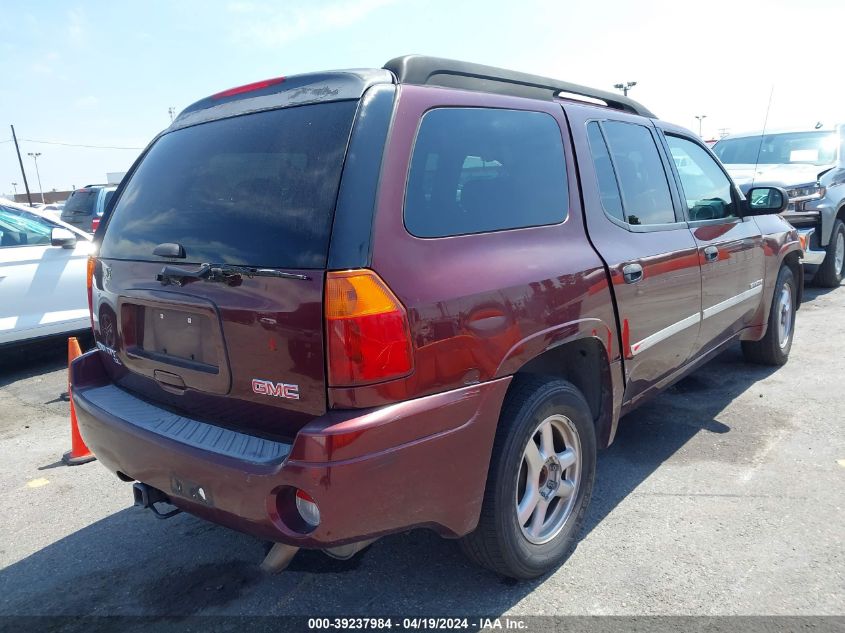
[714,125,845,286]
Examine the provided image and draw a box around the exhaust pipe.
[323,538,377,561]
[133,482,181,519]
[260,542,300,573]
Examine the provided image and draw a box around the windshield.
[713,131,838,166]
[99,100,357,268]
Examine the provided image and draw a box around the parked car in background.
[0,199,93,346]
[714,125,845,286]
[42,202,65,217]
[71,56,800,579]
[60,184,117,233]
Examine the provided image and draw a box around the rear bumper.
[71,350,510,547]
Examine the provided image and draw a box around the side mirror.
[744,186,789,215]
[51,227,78,248]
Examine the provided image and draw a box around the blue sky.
[2,0,843,195]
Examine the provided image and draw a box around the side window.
[666,134,737,221]
[0,207,53,248]
[102,190,116,215]
[404,108,569,238]
[586,122,625,222]
[600,121,676,226]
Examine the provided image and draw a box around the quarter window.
[599,121,676,226]
[404,108,568,237]
[666,135,737,221]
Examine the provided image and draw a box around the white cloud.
[229,0,397,47]
[74,96,100,109]
[227,1,257,13]
[30,62,53,75]
[67,7,86,46]
[29,52,60,75]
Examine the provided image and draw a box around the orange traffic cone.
[62,337,96,466]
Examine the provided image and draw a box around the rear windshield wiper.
[156,263,309,287]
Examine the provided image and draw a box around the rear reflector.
[325,270,413,387]
[211,76,286,100]
[294,489,321,527]
[86,256,96,330]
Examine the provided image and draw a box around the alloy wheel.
[515,414,581,545]
[777,281,794,350]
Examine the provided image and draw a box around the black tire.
[459,376,596,579]
[741,265,796,365]
[814,219,845,288]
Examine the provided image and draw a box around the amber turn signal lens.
[325,270,413,387]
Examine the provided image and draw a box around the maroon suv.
[72,56,801,579]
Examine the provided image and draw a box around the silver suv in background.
[60,184,117,233]
[713,125,845,286]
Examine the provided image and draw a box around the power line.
[19,138,144,150]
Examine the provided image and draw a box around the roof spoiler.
[384,55,656,118]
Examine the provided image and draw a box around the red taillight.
[325,270,413,387]
[211,76,285,100]
[91,217,100,232]
[86,256,95,330]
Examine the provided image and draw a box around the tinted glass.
[100,190,115,216]
[586,122,625,222]
[601,121,675,226]
[405,108,568,237]
[713,132,838,166]
[666,135,737,221]
[63,189,98,215]
[100,100,357,268]
[0,206,53,247]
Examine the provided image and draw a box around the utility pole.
[27,153,45,204]
[695,114,707,137]
[10,125,33,206]
[613,81,637,97]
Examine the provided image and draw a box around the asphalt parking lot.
[0,286,843,621]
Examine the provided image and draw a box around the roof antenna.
[750,85,774,189]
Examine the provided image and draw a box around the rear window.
[404,108,568,238]
[63,190,98,215]
[99,100,357,268]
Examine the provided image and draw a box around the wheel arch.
[501,333,616,449]
[782,249,803,309]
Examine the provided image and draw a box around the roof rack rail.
[383,55,656,118]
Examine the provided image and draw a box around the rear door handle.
[622,263,643,284]
[703,246,719,262]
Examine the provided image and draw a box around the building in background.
[12,190,72,204]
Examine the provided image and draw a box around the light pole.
[11,182,18,197]
[27,152,45,204]
[695,115,707,137]
[613,81,637,97]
